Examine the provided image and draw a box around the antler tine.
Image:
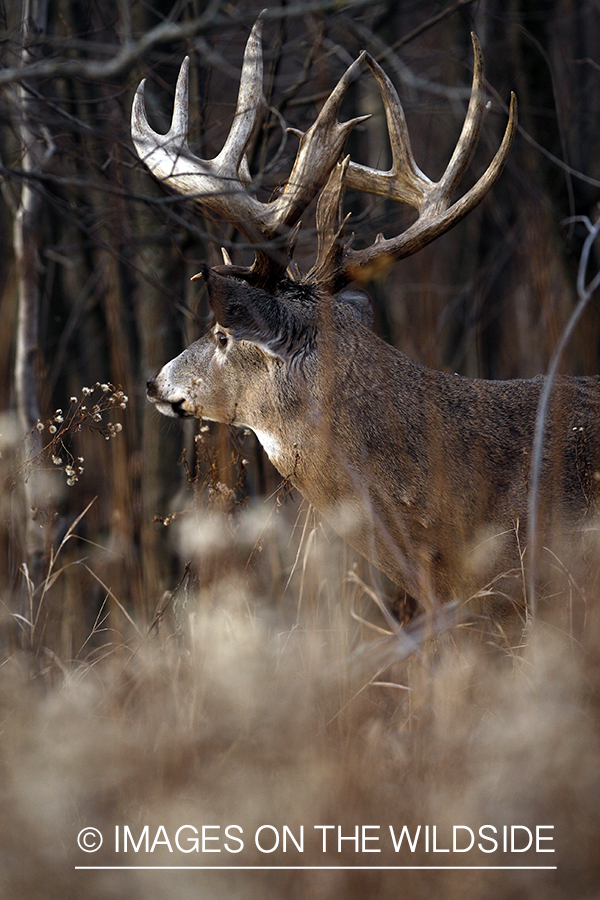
[131,55,196,184]
[344,54,432,210]
[434,34,485,206]
[214,15,264,182]
[170,53,190,143]
[332,39,517,281]
[131,60,189,181]
[308,156,352,291]
[440,91,517,223]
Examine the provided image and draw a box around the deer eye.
[216,330,229,349]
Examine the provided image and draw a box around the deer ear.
[202,267,299,361]
[335,288,374,329]
[201,265,246,329]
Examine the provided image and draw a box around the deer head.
[133,18,534,615]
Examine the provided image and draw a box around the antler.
[312,36,517,290]
[131,16,368,286]
[132,21,516,292]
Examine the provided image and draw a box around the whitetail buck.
[133,19,600,624]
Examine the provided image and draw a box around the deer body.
[148,269,600,611]
[134,18,598,617]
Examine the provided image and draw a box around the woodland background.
[1,0,599,645]
[0,2,600,899]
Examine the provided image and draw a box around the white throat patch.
[252,428,282,463]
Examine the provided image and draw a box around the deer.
[132,17,600,628]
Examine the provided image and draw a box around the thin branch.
[0,0,371,86]
[391,0,478,50]
[527,213,600,618]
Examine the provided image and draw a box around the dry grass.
[1,467,599,900]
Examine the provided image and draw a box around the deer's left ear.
[335,288,374,329]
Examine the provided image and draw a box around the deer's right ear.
[201,265,268,332]
[201,266,298,361]
[335,288,374,329]
[200,265,239,328]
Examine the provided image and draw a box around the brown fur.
[147,271,600,620]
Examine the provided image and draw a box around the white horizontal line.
[75,865,558,871]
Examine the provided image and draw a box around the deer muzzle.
[146,374,192,418]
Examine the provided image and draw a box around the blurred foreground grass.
[0,452,599,900]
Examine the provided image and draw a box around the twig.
[527,213,600,618]
[0,0,371,87]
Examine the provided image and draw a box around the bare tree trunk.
[13,0,53,625]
